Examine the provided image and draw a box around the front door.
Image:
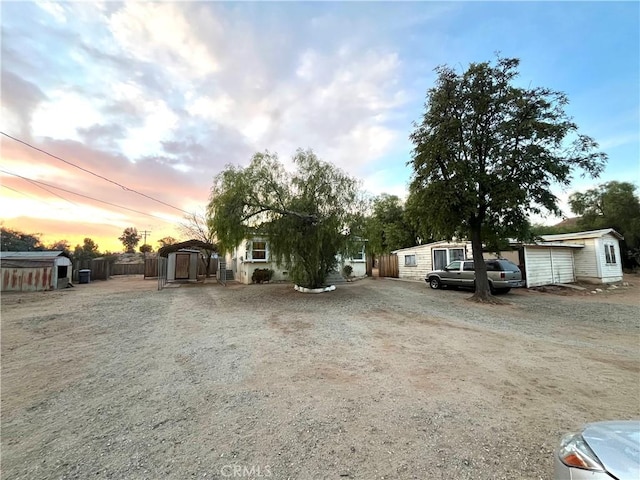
[175,253,190,279]
[433,249,448,270]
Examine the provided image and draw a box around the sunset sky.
[1,1,638,253]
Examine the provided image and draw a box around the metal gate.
[217,260,227,286]
[158,256,168,290]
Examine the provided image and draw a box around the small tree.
[157,236,177,248]
[208,149,365,289]
[180,212,216,277]
[139,244,153,253]
[119,227,141,254]
[407,57,606,302]
[48,239,72,257]
[73,237,100,262]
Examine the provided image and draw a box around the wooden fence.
[144,256,219,279]
[378,254,399,278]
[111,263,145,275]
[73,258,110,281]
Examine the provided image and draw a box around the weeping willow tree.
[208,149,365,289]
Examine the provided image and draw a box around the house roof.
[392,240,468,254]
[540,228,623,242]
[525,242,584,249]
[0,250,66,260]
[158,239,218,258]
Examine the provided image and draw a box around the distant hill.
[553,217,581,229]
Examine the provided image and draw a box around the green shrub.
[342,265,353,278]
[252,268,274,284]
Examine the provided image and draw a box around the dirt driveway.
[2,276,639,480]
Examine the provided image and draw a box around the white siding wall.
[397,248,433,281]
[572,238,598,280]
[396,242,470,281]
[524,247,575,287]
[597,235,623,283]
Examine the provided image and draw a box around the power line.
[5,174,78,207]
[1,131,192,215]
[0,169,175,222]
[2,184,77,212]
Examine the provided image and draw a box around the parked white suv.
[425,259,524,294]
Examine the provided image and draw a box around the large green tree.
[1,227,43,251]
[407,57,607,302]
[119,227,141,254]
[366,194,419,255]
[208,149,364,288]
[569,181,640,268]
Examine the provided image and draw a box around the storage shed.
[520,243,583,287]
[538,229,624,284]
[166,249,199,283]
[1,251,72,292]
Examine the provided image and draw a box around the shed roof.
[0,250,66,260]
[540,228,623,242]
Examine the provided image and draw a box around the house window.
[405,254,417,266]
[450,248,465,262]
[604,244,617,264]
[247,241,267,261]
[351,244,365,261]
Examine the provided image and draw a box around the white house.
[392,240,471,281]
[537,229,624,284]
[392,229,624,287]
[224,237,367,285]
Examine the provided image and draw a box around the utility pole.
[141,230,151,246]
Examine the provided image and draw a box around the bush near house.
[252,268,274,284]
[342,265,353,279]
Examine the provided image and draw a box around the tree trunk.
[469,224,493,302]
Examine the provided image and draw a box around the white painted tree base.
[294,284,336,293]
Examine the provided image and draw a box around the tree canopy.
[407,57,607,301]
[208,149,364,288]
[366,194,419,255]
[1,227,43,251]
[73,237,100,261]
[569,181,640,268]
[119,227,141,254]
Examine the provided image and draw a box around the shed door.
[175,254,190,279]
[524,248,574,287]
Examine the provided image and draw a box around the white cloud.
[31,90,104,141]
[108,3,218,79]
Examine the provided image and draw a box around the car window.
[463,261,474,271]
[446,261,461,271]
[485,261,499,271]
[497,259,520,272]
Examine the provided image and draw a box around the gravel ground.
[2,275,639,480]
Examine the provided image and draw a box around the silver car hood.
[582,421,640,480]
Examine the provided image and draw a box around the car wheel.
[489,283,496,294]
[429,277,441,289]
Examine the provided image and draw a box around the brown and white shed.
[0,251,72,292]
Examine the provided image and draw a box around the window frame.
[604,243,617,265]
[404,254,417,267]
[246,240,268,262]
